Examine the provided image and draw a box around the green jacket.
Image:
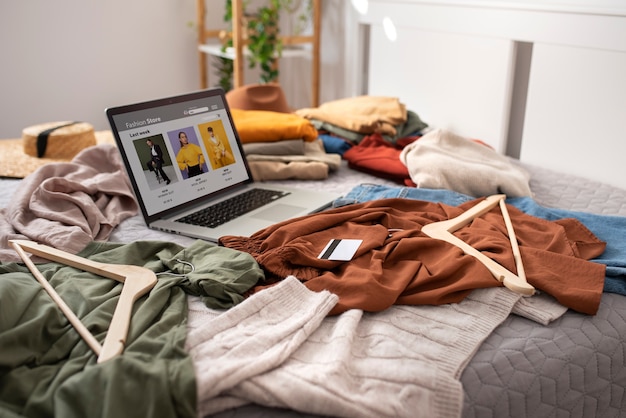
[0,240,263,418]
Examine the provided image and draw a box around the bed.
[1,131,625,418]
[2,2,626,412]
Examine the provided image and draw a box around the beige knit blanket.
[0,144,138,262]
[186,276,567,418]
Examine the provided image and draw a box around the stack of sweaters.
[230,109,341,181]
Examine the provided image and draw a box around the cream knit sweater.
[186,276,566,418]
[400,129,532,197]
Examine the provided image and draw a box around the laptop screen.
[106,88,253,222]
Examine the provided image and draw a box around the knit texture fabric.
[399,129,532,197]
[186,276,567,418]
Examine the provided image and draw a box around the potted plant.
[216,0,311,89]
[245,0,282,84]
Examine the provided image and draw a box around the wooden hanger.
[10,239,157,363]
[421,194,535,296]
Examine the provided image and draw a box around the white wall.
[0,1,347,139]
[0,0,200,138]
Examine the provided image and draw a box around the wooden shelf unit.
[196,0,321,107]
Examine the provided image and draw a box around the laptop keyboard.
[177,188,290,229]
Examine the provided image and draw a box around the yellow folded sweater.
[230,109,319,143]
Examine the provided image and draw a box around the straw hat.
[0,121,115,178]
[225,83,292,113]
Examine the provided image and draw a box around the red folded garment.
[343,133,418,186]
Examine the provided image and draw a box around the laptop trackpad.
[252,204,306,222]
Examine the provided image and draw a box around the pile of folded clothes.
[227,84,528,195]
[295,94,429,185]
[226,84,340,181]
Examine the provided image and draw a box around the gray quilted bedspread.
[462,292,626,418]
[213,161,626,418]
[196,160,626,418]
[460,160,626,418]
[1,157,625,418]
[518,160,626,217]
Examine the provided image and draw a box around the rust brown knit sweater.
[220,198,606,315]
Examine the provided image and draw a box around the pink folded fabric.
[0,144,138,262]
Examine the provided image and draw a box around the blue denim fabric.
[333,184,474,207]
[319,134,352,156]
[333,184,626,295]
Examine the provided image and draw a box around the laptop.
[105,88,340,242]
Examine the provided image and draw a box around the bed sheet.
[221,160,626,418]
[1,157,625,418]
[211,160,626,417]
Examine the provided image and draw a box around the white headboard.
[356,0,626,190]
